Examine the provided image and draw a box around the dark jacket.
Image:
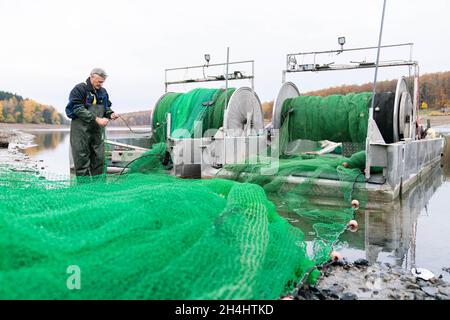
[68,78,114,123]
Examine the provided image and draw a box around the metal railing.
[165,60,255,92]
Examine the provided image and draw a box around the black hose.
[118,152,165,176]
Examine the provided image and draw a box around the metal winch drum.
[151,87,265,178]
[272,77,416,144]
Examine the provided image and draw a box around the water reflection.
[357,165,444,268]
[24,132,66,155]
[23,131,71,174]
[278,136,450,281]
[442,135,449,177]
[22,130,151,175]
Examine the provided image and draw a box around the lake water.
[21,127,450,281]
[22,129,151,175]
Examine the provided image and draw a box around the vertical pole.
[165,69,168,93]
[224,47,230,135]
[166,113,171,140]
[370,0,387,113]
[414,63,420,139]
[222,47,230,161]
[366,0,387,180]
[251,60,255,90]
[409,44,414,94]
[225,47,230,108]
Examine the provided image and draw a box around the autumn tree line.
[0,91,66,125]
[2,71,449,126]
[261,71,450,121]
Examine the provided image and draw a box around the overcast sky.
[0,0,449,114]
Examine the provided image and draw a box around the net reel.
[271,77,416,152]
[151,87,266,178]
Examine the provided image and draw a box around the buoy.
[330,251,343,262]
[351,199,360,210]
[347,220,359,232]
[281,296,294,300]
[342,162,349,168]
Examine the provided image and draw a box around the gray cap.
[90,67,108,78]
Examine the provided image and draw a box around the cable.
[108,152,166,183]
[117,114,153,135]
[349,172,365,202]
[119,153,159,175]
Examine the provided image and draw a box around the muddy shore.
[420,114,450,128]
[0,129,43,174]
[282,260,450,300]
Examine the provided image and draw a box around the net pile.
[0,165,317,300]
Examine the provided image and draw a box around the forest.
[0,91,66,125]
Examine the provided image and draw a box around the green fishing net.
[281,93,372,144]
[222,93,374,268]
[223,151,367,266]
[152,88,235,143]
[0,159,318,299]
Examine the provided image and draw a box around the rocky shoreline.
[0,129,42,174]
[282,260,450,300]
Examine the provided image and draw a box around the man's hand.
[110,113,119,121]
[95,117,109,127]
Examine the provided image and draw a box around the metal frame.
[161,52,267,178]
[105,140,150,171]
[165,60,255,92]
[281,43,420,124]
[282,43,416,82]
[281,42,420,122]
[281,42,421,182]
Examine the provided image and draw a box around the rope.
[117,114,152,135]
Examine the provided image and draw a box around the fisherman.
[66,68,118,177]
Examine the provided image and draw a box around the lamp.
[204,54,211,67]
[338,37,346,52]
